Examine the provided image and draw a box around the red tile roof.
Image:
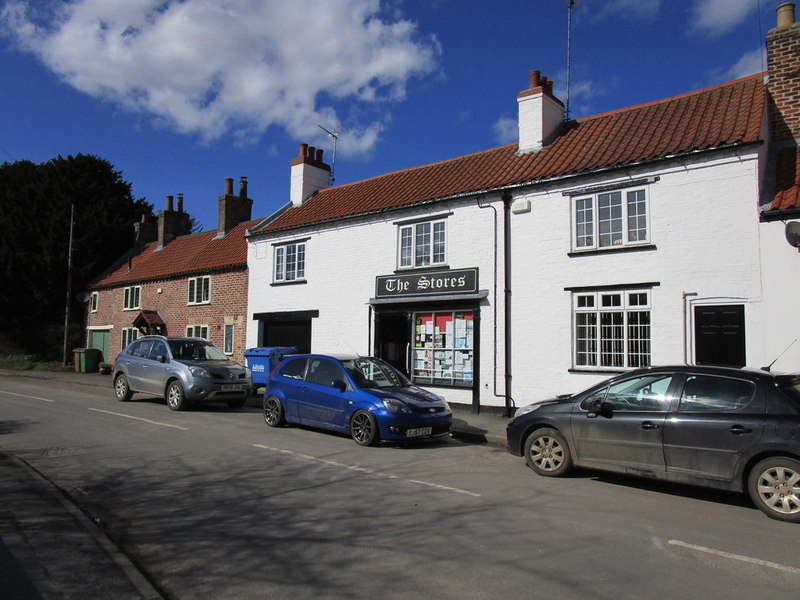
[91,219,262,288]
[770,146,800,210]
[257,73,766,234]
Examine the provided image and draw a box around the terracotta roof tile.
[91,219,261,288]
[257,73,766,234]
[771,146,800,210]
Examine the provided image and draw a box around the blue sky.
[0,0,780,231]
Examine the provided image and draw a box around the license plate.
[406,427,432,438]
[221,384,243,391]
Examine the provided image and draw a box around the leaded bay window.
[574,188,648,250]
[274,241,306,282]
[399,219,446,268]
[188,276,210,305]
[574,290,651,368]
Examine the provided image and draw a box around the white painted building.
[246,5,800,413]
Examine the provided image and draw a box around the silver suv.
[113,335,252,410]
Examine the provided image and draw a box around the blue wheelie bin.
[244,347,298,387]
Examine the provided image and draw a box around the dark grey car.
[113,335,252,411]
[506,365,800,523]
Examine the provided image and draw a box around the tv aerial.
[318,124,338,184]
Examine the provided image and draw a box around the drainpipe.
[503,192,514,417]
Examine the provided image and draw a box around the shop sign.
[375,268,478,298]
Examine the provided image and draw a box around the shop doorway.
[374,312,411,374]
[254,310,318,354]
[694,304,745,367]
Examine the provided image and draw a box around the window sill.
[395,264,450,273]
[187,302,211,306]
[568,367,629,375]
[271,279,307,287]
[568,244,656,257]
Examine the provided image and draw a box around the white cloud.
[726,47,765,79]
[587,0,661,21]
[689,0,756,37]
[0,0,440,155]
[493,115,516,144]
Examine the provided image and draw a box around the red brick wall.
[767,20,800,142]
[86,268,250,364]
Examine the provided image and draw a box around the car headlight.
[189,366,211,379]
[514,404,542,418]
[441,399,451,412]
[383,398,412,414]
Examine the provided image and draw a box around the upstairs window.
[188,276,211,305]
[573,189,648,251]
[90,292,99,313]
[274,242,306,282]
[123,286,141,310]
[399,219,446,268]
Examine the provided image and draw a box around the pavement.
[0,368,510,599]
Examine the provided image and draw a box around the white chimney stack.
[517,70,564,154]
[290,143,331,207]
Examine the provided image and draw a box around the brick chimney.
[767,2,800,143]
[218,176,253,235]
[290,143,331,207]
[133,213,157,244]
[517,70,565,154]
[157,194,191,249]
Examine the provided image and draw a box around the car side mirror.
[157,355,168,363]
[331,379,348,392]
[587,398,613,418]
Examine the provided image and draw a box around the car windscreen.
[168,340,228,361]
[341,358,409,389]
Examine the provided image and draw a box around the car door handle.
[641,421,660,430]
[728,425,752,435]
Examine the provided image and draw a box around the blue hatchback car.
[263,354,452,445]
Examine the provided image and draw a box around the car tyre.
[747,457,800,523]
[166,380,188,411]
[350,409,379,446]
[114,374,133,402]
[263,395,285,427]
[524,427,573,477]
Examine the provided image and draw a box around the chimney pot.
[777,2,796,27]
[529,70,541,89]
[166,195,174,211]
[315,148,324,162]
[299,143,309,159]
[225,177,234,196]
[177,193,184,213]
[239,176,248,197]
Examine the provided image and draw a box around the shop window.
[412,311,473,387]
[399,219,446,268]
[188,276,211,305]
[573,289,651,369]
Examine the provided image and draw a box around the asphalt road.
[2,374,799,599]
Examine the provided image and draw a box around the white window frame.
[572,188,649,251]
[121,327,138,349]
[398,219,447,269]
[274,241,306,282]
[186,325,209,339]
[573,289,651,369]
[90,292,99,313]
[188,276,211,305]
[224,324,234,354]
[123,286,141,310]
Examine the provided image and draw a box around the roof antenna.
[318,124,338,185]
[565,0,575,121]
[762,339,797,372]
